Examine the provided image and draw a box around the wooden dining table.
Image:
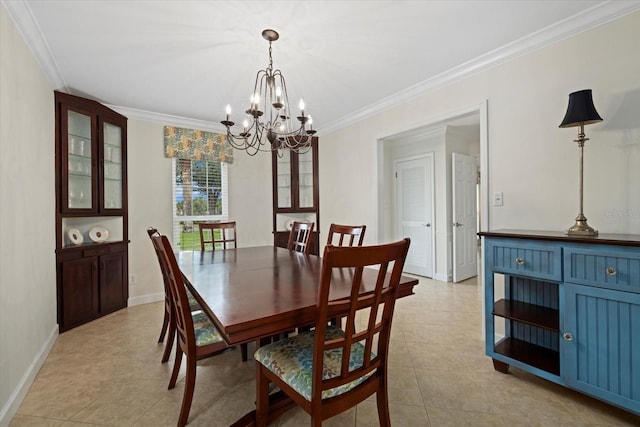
[176,245,419,425]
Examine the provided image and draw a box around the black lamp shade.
[559,89,603,128]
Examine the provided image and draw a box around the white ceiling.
[5,0,640,133]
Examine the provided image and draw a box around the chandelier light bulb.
[242,119,249,131]
[250,93,260,110]
[299,99,305,114]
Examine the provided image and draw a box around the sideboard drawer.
[488,240,562,282]
[564,247,640,293]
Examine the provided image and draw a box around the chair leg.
[241,342,248,362]
[158,308,170,343]
[161,314,177,363]
[177,356,196,427]
[255,365,270,427]
[376,379,391,427]
[169,346,183,390]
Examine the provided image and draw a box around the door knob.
[563,332,573,341]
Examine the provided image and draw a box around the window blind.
[171,158,228,251]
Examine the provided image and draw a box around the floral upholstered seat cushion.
[191,310,224,346]
[180,275,201,310]
[186,288,200,310]
[254,326,374,401]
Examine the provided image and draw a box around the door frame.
[394,153,436,278]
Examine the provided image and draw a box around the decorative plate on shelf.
[89,226,109,243]
[68,228,83,245]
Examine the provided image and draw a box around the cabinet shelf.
[494,337,559,375]
[69,172,92,178]
[493,299,558,332]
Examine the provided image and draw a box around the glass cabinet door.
[102,121,123,209]
[298,149,314,208]
[66,110,93,210]
[276,150,292,208]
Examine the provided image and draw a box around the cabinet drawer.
[488,240,561,282]
[564,247,640,293]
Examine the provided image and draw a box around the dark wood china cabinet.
[54,91,128,332]
[271,138,320,255]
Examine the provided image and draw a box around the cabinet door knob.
[515,257,525,265]
[423,223,431,227]
[606,267,617,276]
[563,332,573,341]
[453,222,463,227]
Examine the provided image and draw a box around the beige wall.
[0,6,56,421]
[319,11,640,249]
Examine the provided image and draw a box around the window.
[172,158,228,250]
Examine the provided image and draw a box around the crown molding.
[107,105,227,133]
[5,0,639,133]
[1,0,67,90]
[320,1,640,134]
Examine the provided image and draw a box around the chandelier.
[221,29,316,156]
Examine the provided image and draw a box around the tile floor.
[10,275,640,426]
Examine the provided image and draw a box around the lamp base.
[565,214,598,236]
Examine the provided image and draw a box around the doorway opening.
[377,102,488,282]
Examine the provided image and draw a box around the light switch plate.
[493,192,503,207]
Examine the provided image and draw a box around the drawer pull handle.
[606,267,616,276]
[515,257,524,265]
[563,332,573,341]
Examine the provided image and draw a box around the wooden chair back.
[312,239,410,416]
[151,234,197,358]
[199,221,237,251]
[147,227,173,355]
[326,223,366,247]
[287,221,314,254]
[255,238,411,425]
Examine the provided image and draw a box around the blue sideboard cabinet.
[480,230,640,415]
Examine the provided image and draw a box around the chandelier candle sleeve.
[221,29,316,156]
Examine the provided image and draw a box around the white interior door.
[395,154,434,277]
[452,152,478,282]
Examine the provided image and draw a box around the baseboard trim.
[433,272,450,282]
[0,324,58,427]
[128,292,164,307]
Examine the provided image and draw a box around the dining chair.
[147,227,248,365]
[287,221,314,254]
[199,221,237,251]
[254,238,411,426]
[151,232,238,427]
[147,227,202,363]
[326,223,366,246]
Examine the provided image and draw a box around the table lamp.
[559,89,603,236]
